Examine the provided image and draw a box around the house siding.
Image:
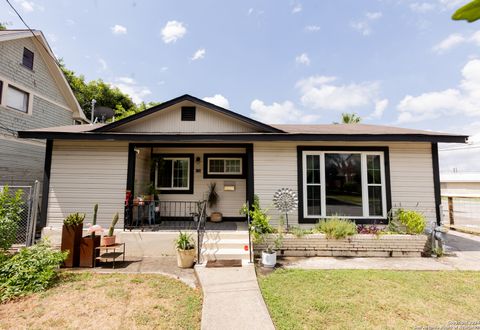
[115,101,259,133]
[47,141,129,228]
[253,141,436,228]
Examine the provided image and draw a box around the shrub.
[315,217,357,239]
[388,209,426,234]
[175,232,195,250]
[0,240,67,302]
[289,226,313,238]
[240,195,274,242]
[0,186,24,251]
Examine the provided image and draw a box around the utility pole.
[90,99,96,124]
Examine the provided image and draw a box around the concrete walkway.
[279,230,480,271]
[195,264,275,330]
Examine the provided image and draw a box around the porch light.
[224,181,236,191]
[195,156,201,172]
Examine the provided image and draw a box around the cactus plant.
[108,213,119,237]
[91,204,98,238]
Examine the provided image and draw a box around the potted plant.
[79,204,102,268]
[144,183,157,202]
[207,182,222,222]
[175,231,196,268]
[61,212,85,268]
[102,213,119,246]
[261,233,283,268]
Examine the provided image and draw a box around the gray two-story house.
[0,29,87,187]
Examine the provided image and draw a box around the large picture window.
[302,150,387,220]
[154,154,194,194]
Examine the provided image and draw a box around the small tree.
[0,186,24,251]
[338,113,362,124]
[452,0,480,23]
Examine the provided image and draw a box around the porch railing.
[196,201,207,264]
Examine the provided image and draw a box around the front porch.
[124,143,254,231]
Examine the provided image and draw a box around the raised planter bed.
[254,233,429,257]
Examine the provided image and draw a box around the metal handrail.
[196,201,207,264]
[247,200,253,263]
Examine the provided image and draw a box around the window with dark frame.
[181,106,196,121]
[203,154,246,178]
[302,151,386,219]
[22,47,34,70]
[154,155,194,194]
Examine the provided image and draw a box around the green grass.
[0,273,202,330]
[258,269,480,330]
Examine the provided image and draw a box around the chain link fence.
[442,195,480,231]
[1,181,40,246]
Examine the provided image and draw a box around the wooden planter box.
[255,233,429,257]
[79,235,101,268]
[61,224,83,268]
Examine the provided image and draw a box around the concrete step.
[201,248,250,261]
[203,231,249,241]
[202,239,250,250]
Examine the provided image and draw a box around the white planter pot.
[262,251,277,268]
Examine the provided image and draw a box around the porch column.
[125,143,136,229]
[246,144,254,208]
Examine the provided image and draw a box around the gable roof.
[93,94,284,133]
[0,29,88,122]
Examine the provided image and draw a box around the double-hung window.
[302,150,387,219]
[155,155,193,193]
[6,85,29,113]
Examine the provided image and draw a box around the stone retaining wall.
[254,233,429,257]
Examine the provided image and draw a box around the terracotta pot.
[143,195,154,202]
[61,224,83,268]
[210,212,223,223]
[102,235,116,246]
[176,249,196,268]
[79,235,101,268]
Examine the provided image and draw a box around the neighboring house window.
[203,154,246,178]
[302,151,387,219]
[154,154,194,194]
[22,47,34,70]
[181,106,196,121]
[6,85,29,113]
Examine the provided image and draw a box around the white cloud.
[397,59,480,123]
[191,48,206,61]
[15,0,43,12]
[296,75,380,111]
[292,3,302,14]
[247,8,254,15]
[410,2,436,13]
[369,99,389,119]
[433,33,466,53]
[98,58,108,71]
[111,77,151,104]
[438,0,467,10]
[111,24,127,35]
[295,53,310,66]
[351,11,382,36]
[66,19,75,26]
[250,99,319,124]
[203,94,230,109]
[305,25,320,32]
[161,20,187,44]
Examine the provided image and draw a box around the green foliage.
[389,209,426,235]
[314,217,357,239]
[175,232,195,250]
[0,22,7,31]
[91,204,98,238]
[289,226,313,238]
[452,0,480,22]
[0,186,24,251]
[108,213,119,237]
[339,113,362,124]
[240,195,274,242]
[63,212,85,226]
[0,240,67,302]
[58,60,160,120]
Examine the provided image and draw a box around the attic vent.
[181,106,196,121]
[22,47,34,70]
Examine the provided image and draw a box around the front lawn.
[0,272,202,330]
[258,269,480,329]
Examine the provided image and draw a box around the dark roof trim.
[93,94,284,133]
[17,131,468,143]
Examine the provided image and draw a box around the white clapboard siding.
[253,141,436,227]
[47,141,129,228]
[112,101,260,133]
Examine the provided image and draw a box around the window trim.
[6,84,30,113]
[203,153,246,178]
[152,153,194,194]
[297,146,392,224]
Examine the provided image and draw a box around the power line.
[439,145,480,152]
[4,0,62,67]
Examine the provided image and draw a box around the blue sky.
[2,0,480,171]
